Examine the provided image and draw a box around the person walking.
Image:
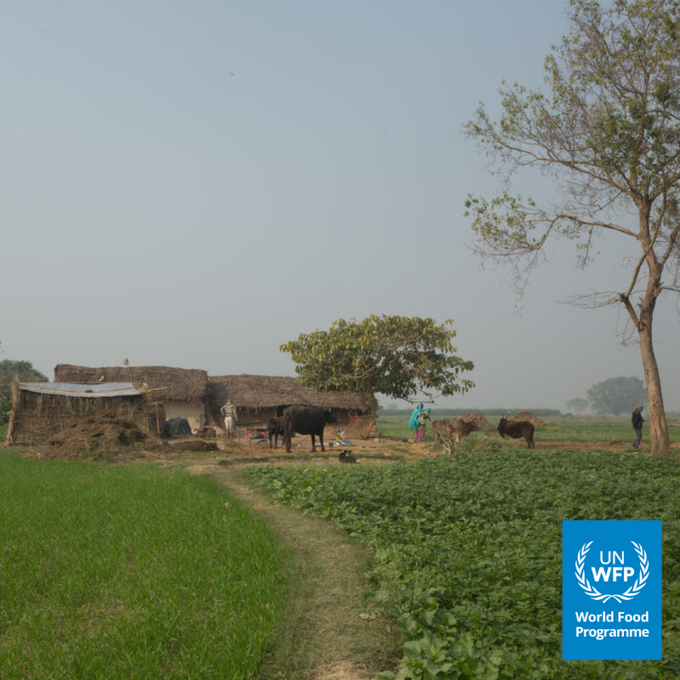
[631,405,644,449]
[221,399,238,439]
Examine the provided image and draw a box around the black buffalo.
[267,417,284,449]
[283,406,336,452]
[497,417,535,449]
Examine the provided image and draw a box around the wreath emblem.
[575,541,649,603]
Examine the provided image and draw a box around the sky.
[1,1,678,411]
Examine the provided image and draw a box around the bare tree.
[465,0,680,455]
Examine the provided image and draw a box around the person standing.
[221,399,238,439]
[631,405,644,449]
[409,403,423,431]
[409,402,423,439]
[416,408,431,442]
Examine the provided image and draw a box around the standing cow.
[283,406,336,452]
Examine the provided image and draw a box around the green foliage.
[0,360,48,425]
[252,451,680,679]
[0,454,285,679]
[465,0,680,266]
[587,376,647,415]
[281,315,474,402]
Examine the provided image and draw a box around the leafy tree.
[465,0,680,455]
[0,360,49,425]
[280,315,474,403]
[566,397,589,414]
[587,376,647,415]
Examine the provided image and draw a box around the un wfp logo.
[575,541,649,603]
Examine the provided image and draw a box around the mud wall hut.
[5,382,163,445]
[208,374,376,430]
[54,365,209,430]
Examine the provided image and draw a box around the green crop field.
[252,447,680,679]
[0,452,285,680]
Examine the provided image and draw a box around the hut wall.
[234,407,278,428]
[163,401,206,430]
[7,391,148,445]
[142,402,166,437]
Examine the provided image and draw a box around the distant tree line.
[566,376,647,417]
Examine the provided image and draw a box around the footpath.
[184,461,401,680]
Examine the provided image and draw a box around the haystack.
[458,413,493,430]
[48,414,146,449]
[510,411,545,427]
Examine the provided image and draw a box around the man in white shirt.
[220,399,237,438]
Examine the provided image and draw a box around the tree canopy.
[587,376,647,415]
[566,397,589,414]
[280,315,474,403]
[0,360,49,425]
[465,0,680,454]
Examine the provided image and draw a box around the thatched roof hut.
[6,381,163,445]
[208,374,376,427]
[54,365,208,429]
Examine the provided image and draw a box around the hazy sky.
[2,1,678,410]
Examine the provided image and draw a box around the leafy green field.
[252,449,680,679]
[0,452,285,680]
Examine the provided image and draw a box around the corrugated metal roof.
[19,382,141,398]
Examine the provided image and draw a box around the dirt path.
[183,461,401,680]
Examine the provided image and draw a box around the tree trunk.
[637,306,670,457]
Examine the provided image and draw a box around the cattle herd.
[263,407,537,455]
[431,413,536,452]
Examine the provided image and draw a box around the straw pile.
[510,411,545,427]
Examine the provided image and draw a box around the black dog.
[338,450,357,464]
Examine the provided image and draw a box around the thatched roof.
[209,374,375,412]
[54,365,208,403]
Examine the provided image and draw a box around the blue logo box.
[562,520,662,660]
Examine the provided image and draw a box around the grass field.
[252,442,680,679]
[0,452,285,680]
[377,414,680,447]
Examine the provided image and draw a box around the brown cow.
[432,414,490,453]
